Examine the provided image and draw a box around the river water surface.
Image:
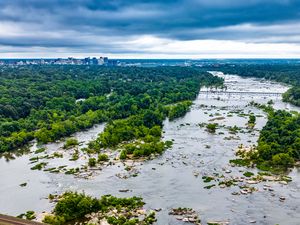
[1,72,299,225]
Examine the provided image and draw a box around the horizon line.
[1,57,300,60]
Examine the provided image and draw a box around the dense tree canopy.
[256,110,299,169]
[43,192,154,225]
[0,65,223,152]
[166,100,193,121]
[236,107,300,170]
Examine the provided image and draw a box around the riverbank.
[1,72,299,225]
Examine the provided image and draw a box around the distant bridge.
[199,90,283,96]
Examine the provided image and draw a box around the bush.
[119,150,127,160]
[63,138,79,149]
[25,211,36,220]
[272,153,295,167]
[206,123,217,133]
[98,153,109,162]
[88,157,97,167]
[248,115,256,124]
[243,171,254,177]
[43,215,65,225]
[53,192,100,221]
[149,125,162,137]
[35,147,46,154]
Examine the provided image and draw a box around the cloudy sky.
[1,0,300,58]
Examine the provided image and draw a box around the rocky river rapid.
[1,71,299,225]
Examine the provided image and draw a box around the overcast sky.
[1,0,300,58]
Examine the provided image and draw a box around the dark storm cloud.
[1,0,300,51]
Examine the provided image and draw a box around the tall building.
[92,57,98,65]
[103,57,109,64]
[84,57,91,65]
[98,57,104,65]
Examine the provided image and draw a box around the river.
[0,72,299,225]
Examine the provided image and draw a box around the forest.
[234,104,300,170]
[256,110,300,169]
[0,65,223,152]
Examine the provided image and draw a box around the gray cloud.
[1,0,300,55]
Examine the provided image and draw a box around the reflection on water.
[0,72,299,224]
